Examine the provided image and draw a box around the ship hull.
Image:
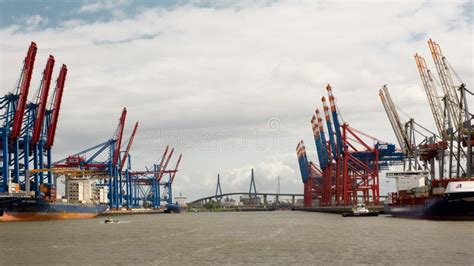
[0,196,108,222]
[388,192,474,220]
[342,212,379,217]
[164,203,181,213]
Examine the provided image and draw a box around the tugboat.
[342,203,379,217]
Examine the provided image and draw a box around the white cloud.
[0,1,472,200]
[23,14,48,30]
[79,0,131,13]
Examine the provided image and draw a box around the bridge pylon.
[215,174,223,201]
[249,168,257,198]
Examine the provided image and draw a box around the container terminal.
[0,42,182,221]
[295,39,473,219]
[0,39,472,222]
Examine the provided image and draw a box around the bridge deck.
[191,192,303,204]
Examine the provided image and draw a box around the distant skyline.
[1,0,472,200]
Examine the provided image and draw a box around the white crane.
[414,53,446,139]
[427,39,463,131]
[379,85,412,156]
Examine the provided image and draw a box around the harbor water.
[0,211,472,265]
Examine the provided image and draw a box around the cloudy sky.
[0,0,472,200]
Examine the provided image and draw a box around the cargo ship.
[0,196,108,222]
[164,203,182,213]
[385,171,474,220]
[0,183,108,222]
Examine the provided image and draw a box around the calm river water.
[0,211,472,265]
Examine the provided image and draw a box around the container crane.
[316,106,335,206]
[157,148,178,206]
[420,39,471,178]
[430,40,472,178]
[297,84,404,207]
[0,42,37,192]
[164,153,182,205]
[152,147,171,208]
[296,141,312,206]
[150,146,173,209]
[22,55,55,193]
[378,85,425,173]
[428,39,463,130]
[414,53,446,138]
[127,146,182,209]
[43,64,67,183]
[413,53,453,178]
[53,108,129,209]
[1,42,69,197]
[296,140,322,207]
[118,121,139,208]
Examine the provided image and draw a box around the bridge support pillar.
[292,195,295,205]
[263,194,267,206]
[276,195,279,205]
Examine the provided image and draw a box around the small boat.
[342,204,379,217]
[104,218,119,223]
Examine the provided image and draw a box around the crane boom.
[170,153,182,183]
[311,115,324,170]
[428,39,462,129]
[414,53,445,138]
[379,85,411,155]
[296,141,310,183]
[119,121,138,172]
[158,148,174,182]
[322,96,338,160]
[11,42,37,139]
[158,146,169,169]
[112,108,127,166]
[315,109,329,168]
[31,55,55,144]
[44,64,67,149]
[326,84,344,155]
